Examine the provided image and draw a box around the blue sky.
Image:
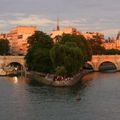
[0,0,120,37]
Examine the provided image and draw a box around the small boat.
[0,69,7,76]
[0,66,19,76]
[27,70,91,87]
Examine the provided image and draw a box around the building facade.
[82,32,104,42]
[50,20,104,43]
[50,27,82,43]
[103,32,120,50]
[0,26,36,55]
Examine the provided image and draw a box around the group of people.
[45,73,72,82]
[53,75,71,81]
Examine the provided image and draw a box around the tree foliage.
[50,43,84,76]
[25,31,53,73]
[28,31,53,49]
[0,39,10,55]
[105,49,120,55]
[25,32,93,76]
[88,35,105,55]
[49,34,92,76]
[55,66,67,76]
[59,34,92,61]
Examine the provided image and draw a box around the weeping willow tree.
[59,34,92,62]
[50,34,92,76]
[50,42,87,76]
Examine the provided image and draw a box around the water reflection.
[25,83,85,103]
[4,75,94,103]
[13,76,18,84]
[3,76,88,103]
[0,72,120,120]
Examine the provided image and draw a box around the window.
[18,35,23,39]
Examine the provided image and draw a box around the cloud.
[0,24,5,29]
[0,13,119,37]
[101,29,119,38]
[0,20,6,30]
[2,14,92,32]
[8,15,55,26]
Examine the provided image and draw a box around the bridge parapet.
[0,56,25,68]
[88,55,120,71]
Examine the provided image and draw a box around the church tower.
[56,17,60,31]
[116,31,120,40]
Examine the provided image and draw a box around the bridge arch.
[83,62,94,71]
[98,61,118,72]
[6,61,26,72]
[6,62,24,68]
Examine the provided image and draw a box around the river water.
[0,72,120,120]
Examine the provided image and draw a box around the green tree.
[89,39,106,55]
[88,35,105,55]
[0,39,10,55]
[50,43,84,76]
[28,31,53,49]
[54,35,62,43]
[59,34,92,61]
[55,66,67,76]
[105,49,120,55]
[25,31,53,73]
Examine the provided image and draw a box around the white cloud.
[0,13,119,37]
[0,20,6,30]
[101,29,119,38]
[8,15,55,26]
[0,24,5,29]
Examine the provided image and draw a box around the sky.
[0,0,120,37]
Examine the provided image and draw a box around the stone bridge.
[1,55,120,72]
[0,56,25,70]
[87,55,120,71]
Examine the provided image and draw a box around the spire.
[57,17,60,31]
[116,31,120,40]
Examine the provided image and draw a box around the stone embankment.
[27,69,93,87]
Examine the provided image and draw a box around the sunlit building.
[103,32,120,50]
[50,19,81,43]
[82,32,105,42]
[0,33,7,39]
[50,27,81,43]
[103,42,116,49]
[1,26,37,55]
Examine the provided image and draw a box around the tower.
[56,17,60,31]
[116,31,120,40]
[116,31,120,49]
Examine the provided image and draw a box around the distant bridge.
[0,56,26,70]
[87,55,120,71]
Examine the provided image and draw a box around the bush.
[55,66,67,76]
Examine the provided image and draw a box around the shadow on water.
[99,61,117,73]
[25,74,95,102]
[26,77,44,87]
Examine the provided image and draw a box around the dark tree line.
[25,31,92,76]
[0,39,10,55]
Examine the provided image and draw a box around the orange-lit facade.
[50,27,81,43]
[0,33,7,39]
[103,40,120,50]
[103,32,120,50]
[0,26,36,55]
[50,24,104,43]
[82,32,104,41]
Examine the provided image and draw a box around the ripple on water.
[0,73,120,120]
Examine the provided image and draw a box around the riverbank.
[27,70,93,87]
